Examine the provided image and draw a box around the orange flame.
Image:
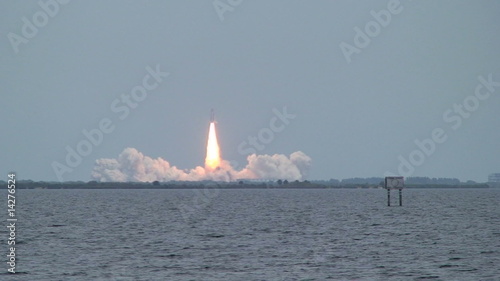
[205,122,221,170]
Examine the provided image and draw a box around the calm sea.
[1,188,499,280]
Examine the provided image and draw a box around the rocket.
[210,109,215,122]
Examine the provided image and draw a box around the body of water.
[2,188,499,280]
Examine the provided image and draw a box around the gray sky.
[1,0,499,182]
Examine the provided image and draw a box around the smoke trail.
[235,151,311,181]
[92,114,311,182]
[91,148,311,182]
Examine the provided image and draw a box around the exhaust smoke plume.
[92,118,311,182]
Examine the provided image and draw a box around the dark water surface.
[2,188,499,280]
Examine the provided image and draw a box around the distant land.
[3,176,497,189]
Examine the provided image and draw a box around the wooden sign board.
[385,176,404,189]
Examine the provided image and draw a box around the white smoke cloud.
[91,148,311,182]
[237,151,311,181]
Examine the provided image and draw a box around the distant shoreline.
[5,181,494,190]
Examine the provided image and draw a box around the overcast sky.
[1,0,499,182]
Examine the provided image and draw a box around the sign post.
[399,188,402,206]
[384,176,404,206]
[387,188,391,206]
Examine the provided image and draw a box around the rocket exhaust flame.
[205,120,221,170]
